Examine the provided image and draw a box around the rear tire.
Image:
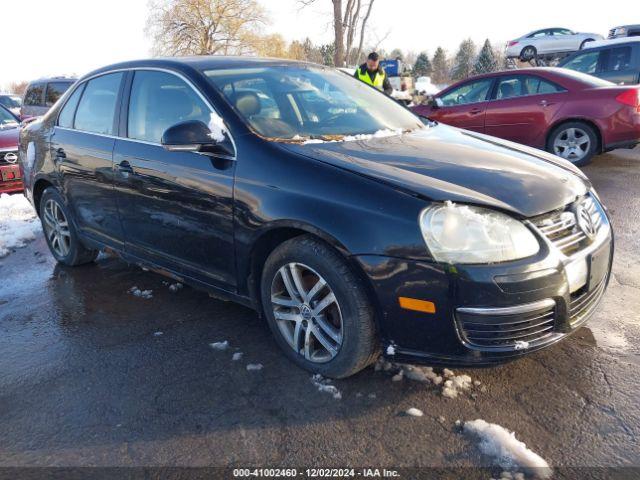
[260,235,379,379]
[546,121,599,167]
[39,187,98,266]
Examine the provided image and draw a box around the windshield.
[0,106,18,129]
[0,95,22,109]
[204,65,423,141]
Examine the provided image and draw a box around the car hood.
[281,125,589,218]
[0,126,19,149]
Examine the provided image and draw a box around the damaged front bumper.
[353,194,614,366]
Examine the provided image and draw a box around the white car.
[414,76,441,96]
[506,27,603,61]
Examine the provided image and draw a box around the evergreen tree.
[413,52,432,77]
[431,47,450,85]
[319,43,336,66]
[451,38,477,81]
[474,39,498,74]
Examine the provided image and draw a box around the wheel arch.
[32,177,55,215]
[244,222,381,326]
[545,117,603,154]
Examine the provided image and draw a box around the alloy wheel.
[270,262,343,363]
[42,199,71,257]
[553,127,591,162]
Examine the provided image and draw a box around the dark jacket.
[354,64,393,95]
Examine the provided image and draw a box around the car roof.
[27,76,77,84]
[439,67,607,94]
[585,37,640,49]
[81,56,318,81]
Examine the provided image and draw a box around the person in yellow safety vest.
[354,52,393,96]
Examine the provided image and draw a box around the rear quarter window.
[24,83,45,106]
[46,82,73,107]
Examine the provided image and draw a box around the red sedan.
[412,68,640,166]
[0,105,22,194]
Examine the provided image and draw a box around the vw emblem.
[575,203,597,240]
[4,152,18,164]
[300,304,313,320]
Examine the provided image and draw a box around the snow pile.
[208,112,228,142]
[210,340,229,351]
[464,419,552,479]
[129,286,153,299]
[232,352,243,361]
[375,358,478,399]
[168,282,183,293]
[514,341,530,350]
[405,407,423,417]
[441,368,472,399]
[153,331,163,336]
[246,363,263,371]
[310,374,342,400]
[0,193,41,257]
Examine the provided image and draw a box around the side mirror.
[161,120,233,157]
[428,97,444,109]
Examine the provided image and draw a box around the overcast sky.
[1,0,636,87]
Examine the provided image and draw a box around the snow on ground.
[311,374,342,400]
[0,193,41,258]
[210,340,229,351]
[463,419,552,479]
[405,407,423,417]
[232,352,243,361]
[168,282,183,293]
[375,358,478,399]
[246,363,263,371]
[128,286,153,299]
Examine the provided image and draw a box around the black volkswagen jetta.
[19,57,613,378]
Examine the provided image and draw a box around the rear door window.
[45,82,73,107]
[24,83,45,106]
[74,73,123,135]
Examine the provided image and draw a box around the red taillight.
[616,88,640,112]
[508,41,519,47]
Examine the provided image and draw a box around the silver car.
[506,27,603,61]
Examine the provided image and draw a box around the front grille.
[0,150,18,166]
[532,195,603,257]
[456,301,557,350]
[570,278,607,327]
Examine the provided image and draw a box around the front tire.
[39,187,98,266]
[260,235,379,378]
[520,46,537,62]
[547,121,599,167]
[579,39,595,50]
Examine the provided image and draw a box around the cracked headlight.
[419,202,540,264]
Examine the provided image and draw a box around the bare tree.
[5,81,28,96]
[146,0,269,56]
[300,0,376,67]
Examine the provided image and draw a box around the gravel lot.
[1,148,639,477]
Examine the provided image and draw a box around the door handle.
[469,108,482,115]
[539,100,554,107]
